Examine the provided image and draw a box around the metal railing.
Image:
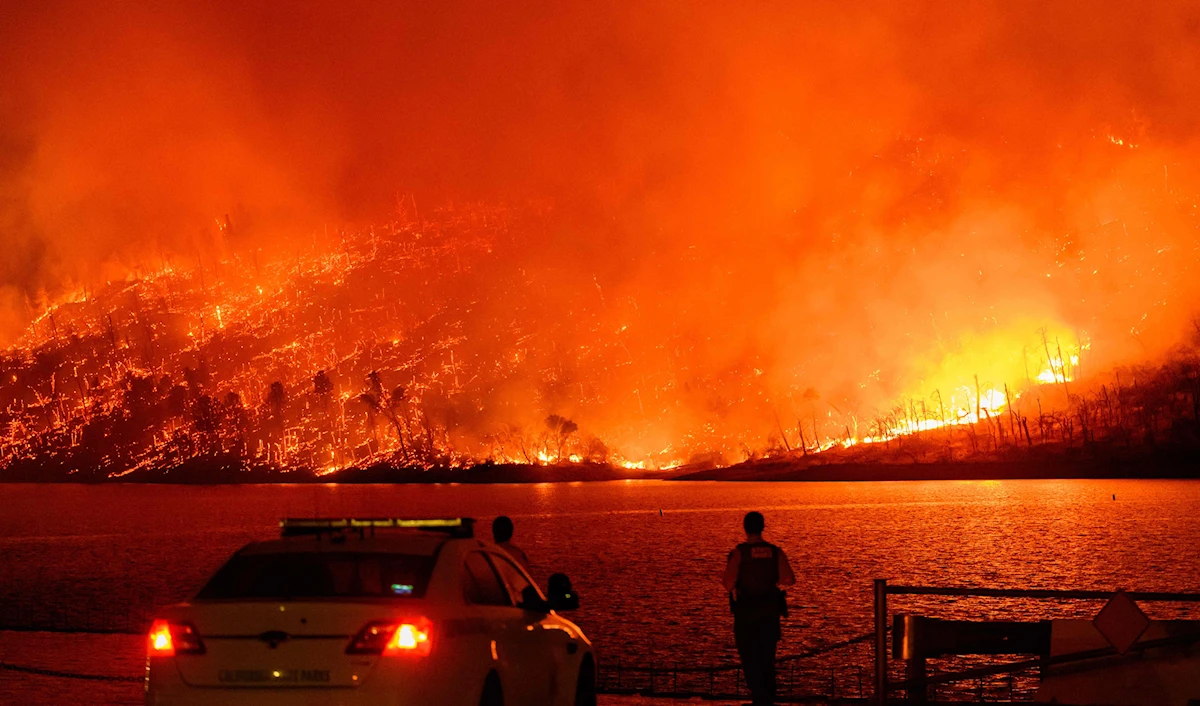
[598,661,869,701]
[0,603,148,635]
[872,579,1200,705]
[597,632,874,700]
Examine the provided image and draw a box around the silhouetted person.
[722,511,795,705]
[492,516,531,570]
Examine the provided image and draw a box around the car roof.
[237,532,460,556]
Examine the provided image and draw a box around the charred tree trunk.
[774,413,792,453]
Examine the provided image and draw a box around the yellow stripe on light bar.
[349,518,464,529]
[281,517,465,529]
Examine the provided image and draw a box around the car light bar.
[280,517,475,538]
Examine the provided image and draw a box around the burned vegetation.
[2,203,1200,482]
[0,205,619,481]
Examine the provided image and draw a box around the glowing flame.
[1037,355,1078,384]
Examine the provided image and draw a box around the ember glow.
[2,2,1200,478]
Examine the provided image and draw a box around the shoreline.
[668,459,1200,482]
[670,444,1200,482]
[0,462,665,485]
[4,451,1199,484]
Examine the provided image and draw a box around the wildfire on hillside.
[4,199,1197,481]
[3,2,1200,479]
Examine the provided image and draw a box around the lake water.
[2,479,1199,704]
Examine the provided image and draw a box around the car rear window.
[197,552,435,600]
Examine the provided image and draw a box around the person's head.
[743,511,765,536]
[492,515,514,543]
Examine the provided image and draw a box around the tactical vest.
[733,541,780,620]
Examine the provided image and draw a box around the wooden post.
[908,655,927,704]
[875,579,888,705]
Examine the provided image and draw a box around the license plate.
[218,669,332,684]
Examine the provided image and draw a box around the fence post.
[874,578,888,706]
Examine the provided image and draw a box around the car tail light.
[147,620,206,657]
[346,618,432,657]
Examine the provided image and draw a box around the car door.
[488,552,565,705]
[461,550,542,705]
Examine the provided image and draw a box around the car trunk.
[171,601,421,688]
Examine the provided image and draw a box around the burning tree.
[544,414,578,463]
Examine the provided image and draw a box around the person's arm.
[513,545,532,571]
[777,548,796,587]
[721,550,740,592]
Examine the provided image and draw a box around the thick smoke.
[3,1,1200,459]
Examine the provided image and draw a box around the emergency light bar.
[280,517,475,538]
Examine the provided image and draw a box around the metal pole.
[874,578,888,706]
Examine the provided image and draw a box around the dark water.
[2,479,1200,703]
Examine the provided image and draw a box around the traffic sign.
[1093,590,1150,654]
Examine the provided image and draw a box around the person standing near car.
[721,511,795,706]
[491,515,532,571]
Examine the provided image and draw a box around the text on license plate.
[218,669,332,683]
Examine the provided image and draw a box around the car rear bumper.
[145,662,480,706]
[145,683,475,706]
[146,687,389,706]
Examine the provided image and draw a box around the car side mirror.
[547,573,579,612]
[518,585,550,613]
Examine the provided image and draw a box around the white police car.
[145,517,595,706]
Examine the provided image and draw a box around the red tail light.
[347,618,432,657]
[147,620,206,657]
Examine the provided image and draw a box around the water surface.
[2,479,1199,702]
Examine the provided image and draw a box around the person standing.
[721,511,795,705]
[491,515,532,571]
